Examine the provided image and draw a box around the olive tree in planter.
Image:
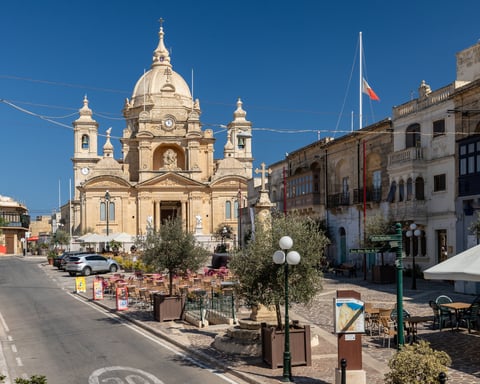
[229,212,329,369]
[139,217,210,321]
[51,229,70,254]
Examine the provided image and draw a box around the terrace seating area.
[363,293,480,351]
[95,266,239,326]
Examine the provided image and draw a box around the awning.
[424,243,480,282]
[27,236,39,242]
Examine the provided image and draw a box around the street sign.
[349,248,381,254]
[370,235,397,242]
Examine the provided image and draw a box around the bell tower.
[72,96,99,198]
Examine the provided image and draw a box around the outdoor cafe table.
[406,315,432,342]
[439,302,471,330]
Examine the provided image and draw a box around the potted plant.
[39,242,49,256]
[139,217,210,321]
[47,251,56,265]
[229,212,329,369]
[51,229,70,254]
[109,240,121,256]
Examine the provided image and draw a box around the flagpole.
[359,31,363,130]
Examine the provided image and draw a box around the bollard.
[438,372,447,383]
[340,358,347,384]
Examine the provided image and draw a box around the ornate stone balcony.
[388,147,424,167]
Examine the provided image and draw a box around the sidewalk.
[39,258,480,384]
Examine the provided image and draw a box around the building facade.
[388,80,457,273]
[70,24,252,245]
[0,195,30,255]
[453,43,480,254]
[268,119,394,266]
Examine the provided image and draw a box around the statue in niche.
[163,149,177,169]
[195,215,202,228]
[146,216,153,231]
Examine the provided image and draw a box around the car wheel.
[83,267,92,276]
[68,272,76,276]
[109,264,118,273]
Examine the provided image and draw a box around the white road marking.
[88,366,165,384]
[0,311,11,384]
[0,312,10,333]
[15,357,22,367]
[10,345,16,353]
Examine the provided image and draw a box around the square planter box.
[153,294,185,322]
[261,324,312,369]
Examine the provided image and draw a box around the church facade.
[71,23,252,243]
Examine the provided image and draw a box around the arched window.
[405,124,420,148]
[100,202,106,221]
[406,178,413,200]
[415,177,425,200]
[225,201,231,219]
[109,202,115,221]
[100,202,115,221]
[398,180,405,202]
[234,201,239,218]
[82,134,89,149]
[387,181,396,203]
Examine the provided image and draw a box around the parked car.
[55,251,90,270]
[65,254,119,276]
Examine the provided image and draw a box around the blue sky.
[1,0,480,216]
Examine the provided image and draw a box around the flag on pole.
[362,78,380,101]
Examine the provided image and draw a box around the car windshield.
[69,257,80,262]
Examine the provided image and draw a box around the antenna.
[191,68,194,109]
[143,68,146,112]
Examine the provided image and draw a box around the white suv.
[65,254,119,276]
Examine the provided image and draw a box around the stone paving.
[37,257,480,384]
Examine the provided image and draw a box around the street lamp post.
[237,188,242,248]
[273,236,301,382]
[406,223,421,290]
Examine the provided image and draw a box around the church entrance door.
[160,201,181,223]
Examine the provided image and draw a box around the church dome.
[130,24,192,108]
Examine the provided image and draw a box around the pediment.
[137,172,205,189]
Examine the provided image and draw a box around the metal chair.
[459,303,480,333]
[435,295,454,331]
[435,295,453,305]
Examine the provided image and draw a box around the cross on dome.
[152,17,171,67]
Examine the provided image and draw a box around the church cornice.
[209,175,248,187]
[81,175,132,189]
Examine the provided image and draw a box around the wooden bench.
[334,263,357,277]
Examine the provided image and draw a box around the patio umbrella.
[424,243,480,282]
[80,233,108,243]
[109,232,135,243]
[77,233,93,241]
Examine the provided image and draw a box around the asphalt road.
[0,256,243,384]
